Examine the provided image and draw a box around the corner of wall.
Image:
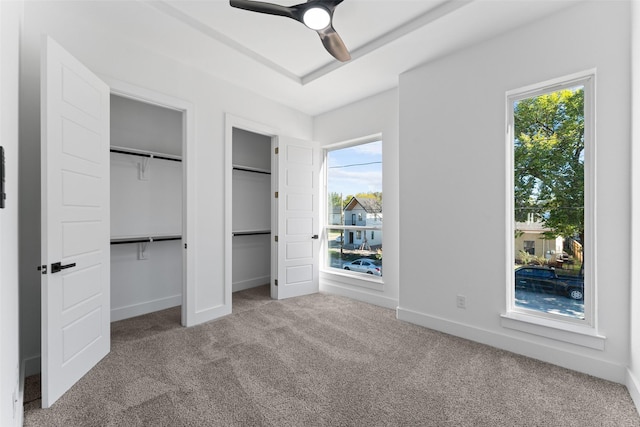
[627,368,640,416]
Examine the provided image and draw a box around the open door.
[274,136,321,299]
[41,36,110,408]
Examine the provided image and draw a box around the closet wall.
[232,128,272,292]
[110,95,183,321]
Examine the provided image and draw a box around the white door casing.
[41,36,110,408]
[276,136,320,299]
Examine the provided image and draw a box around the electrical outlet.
[456,295,467,309]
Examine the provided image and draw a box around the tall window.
[325,140,382,277]
[508,73,594,324]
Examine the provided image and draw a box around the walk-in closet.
[110,94,184,322]
[232,128,273,294]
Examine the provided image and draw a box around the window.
[508,72,594,325]
[523,240,535,255]
[325,139,382,277]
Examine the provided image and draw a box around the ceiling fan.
[229,0,351,62]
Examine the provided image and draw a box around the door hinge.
[274,147,279,155]
[37,265,47,275]
[184,243,187,249]
[274,235,278,242]
[275,279,278,287]
[274,191,278,198]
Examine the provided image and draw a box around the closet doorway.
[225,114,322,306]
[231,127,275,299]
[109,94,185,324]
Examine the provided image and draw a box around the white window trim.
[504,70,602,347]
[322,134,384,284]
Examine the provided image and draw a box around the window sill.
[319,268,384,291]
[500,312,606,350]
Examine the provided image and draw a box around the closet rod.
[232,231,271,236]
[110,147,182,163]
[110,236,182,245]
[232,166,271,175]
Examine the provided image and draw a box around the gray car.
[343,258,382,276]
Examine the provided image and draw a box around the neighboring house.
[514,217,563,262]
[343,197,382,249]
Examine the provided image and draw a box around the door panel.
[41,35,110,408]
[276,136,320,299]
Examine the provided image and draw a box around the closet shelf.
[232,165,271,175]
[110,235,182,245]
[232,230,271,237]
[110,145,182,162]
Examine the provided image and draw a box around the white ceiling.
[78,0,579,116]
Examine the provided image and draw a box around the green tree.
[513,88,584,262]
[329,192,343,208]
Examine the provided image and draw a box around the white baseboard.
[627,368,640,415]
[111,295,182,322]
[184,303,232,327]
[320,282,398,309]
[233,276,270,293]
[397,306,627,384]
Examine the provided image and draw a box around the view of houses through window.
[326,140,382,277]
[512,81,588,321]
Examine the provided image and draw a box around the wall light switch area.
[456,295,467,309]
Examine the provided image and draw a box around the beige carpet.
[24,286,640,426]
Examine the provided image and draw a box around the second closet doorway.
[110,94,185,324]
[231,128,275,297]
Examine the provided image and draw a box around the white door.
[41,36,110,408]
[274,136,320,299]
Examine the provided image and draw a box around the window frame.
[321,135,383,283]
[504,70,598,335]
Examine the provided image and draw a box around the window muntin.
[325,140,382,278]
[508,73,594,325]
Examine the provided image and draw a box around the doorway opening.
[109,94,185,324]
[231,127,275,306]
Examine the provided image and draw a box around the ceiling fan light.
[303,7,330,30]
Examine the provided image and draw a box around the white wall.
[1,1,23,425]
[629,0,640,410]
[110,94,183,156]
[19,0,312,373]
[398,1,631,383]
[314,89,399,309]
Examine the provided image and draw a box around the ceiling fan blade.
[307,0,343,10]
[318,26,351,62]
[230,0,296,20]
[231,0,351,62]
